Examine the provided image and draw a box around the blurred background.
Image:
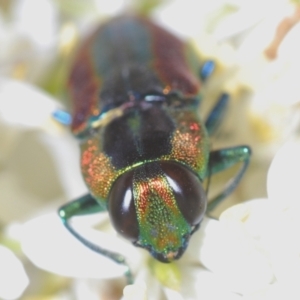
[0,0,299,299]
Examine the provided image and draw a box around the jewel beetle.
[57,15,251,283]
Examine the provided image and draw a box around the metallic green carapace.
[58,14,251,275]
[80,106,209,202]
[68,16,203,135]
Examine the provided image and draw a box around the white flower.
[0,245,29,299]
[154,0,277,39]
[21,213,246,299]
[0,79,59,130]
[0,0,59,81]
[214,139,300,299]
[0,79,87,223]
[122,281,147,300]
[234,2,300,158]
[0,0,126,84]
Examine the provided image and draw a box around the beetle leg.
[200,60,215,81]
[205,93,230,136]
[205,145,251,213]
[58,194,134,284]
[52,109,72,125]
[58,194,105,217]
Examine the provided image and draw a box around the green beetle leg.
[205,93,230,136]
[52,109,72,125]
[58,194,134,284]
[200,60,215,81]
[206,145,251,213]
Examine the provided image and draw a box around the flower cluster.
[0,0,299,299]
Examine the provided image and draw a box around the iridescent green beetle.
[57,15,251,283]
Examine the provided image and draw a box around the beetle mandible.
[56,15,251,283]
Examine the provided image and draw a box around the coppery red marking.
[189,122,200,131]
[80,138,117,199]
[68,31,101,134]
[145,19,201,97]
[137,181,149,215]
[136,175,177,218]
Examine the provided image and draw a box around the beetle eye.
[160,162,207,227]
[108,170,139,241]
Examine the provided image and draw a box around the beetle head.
[108,161,206,262]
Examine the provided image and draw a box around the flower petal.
[0,245,29,299]
[267,140,300,207]
[122,281,148,300]
[175,265,242,300]
[37,130,88,200]
[163,287,184,300]
[0,112,86,221]
[219,198,271,239]
[243,282,300,300]
[126,266,163,300]
[190,268,242,300]
[21,212,142,279]
[260,206,300,292]
[13,0,58,48]
[0,79,60,130]
[195,218,273,294]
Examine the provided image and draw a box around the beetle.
[56,15,251,283]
